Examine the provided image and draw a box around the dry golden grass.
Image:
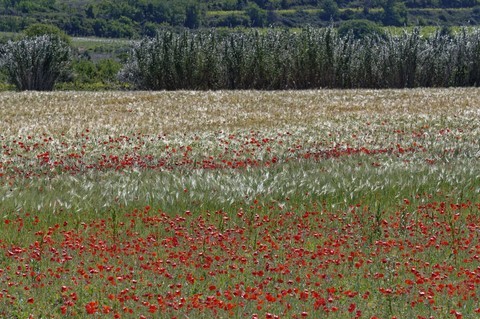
[1,88,479,137]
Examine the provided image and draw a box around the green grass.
[207,10,245,16]
[1,148,478,219]
[381,25,471,36]
[71,36,131,50]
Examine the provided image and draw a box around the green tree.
[23,23,71,44]
[267,8,279,25]
[85,4,95,19]
[281,0,290,9]
[73,58,121,85]
[236,0,248,10]
[338,19,385,39]
[383,0,408,26]
[185,3,201,29]
[0,35,72,90]
[1,0,20,12]
[105,17,136,38]
[321,0,339,20]
[17,0,56,13]
[253,0,269,8]
[441,0,476,7]
[246,2,267,27]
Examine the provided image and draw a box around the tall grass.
[120,27,480,90]
[0,90,479,318]
[1,89,478,216]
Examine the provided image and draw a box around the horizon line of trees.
[1,0,480,38]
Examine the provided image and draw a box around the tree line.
[1,0,480,38]
[2,26,480,91]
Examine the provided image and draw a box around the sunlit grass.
[0,89,479,318]
[1,88,478,135]
[1,89,478,215]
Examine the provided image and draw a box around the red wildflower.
[449,310,462,319]
[85,301,98,314]
[348,303,356,313]
[102,305,111,314]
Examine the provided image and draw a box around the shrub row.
[120,27,480,90]
[2,28,480,90]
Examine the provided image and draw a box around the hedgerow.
[119,27,480,90]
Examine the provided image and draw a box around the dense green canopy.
[0,0,479,37]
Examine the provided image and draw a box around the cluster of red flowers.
[0,124,477,318]
[0,198,479,318]
[0,128,437,179]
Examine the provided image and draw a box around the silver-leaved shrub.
[0,35,71,91]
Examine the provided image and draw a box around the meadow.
[0,89,479,318]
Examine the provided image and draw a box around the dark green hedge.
[119,27,480,90]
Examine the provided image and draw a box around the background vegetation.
[0,35,71,91]
[130,27,480,90]
[1,0,480,38]
[4,26,480,91]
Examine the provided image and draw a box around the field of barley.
[0,89,479,319]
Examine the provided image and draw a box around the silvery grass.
[120,27,480,90]
[0,35,71,91]
[2,154,478,219]
[0,90,478,218]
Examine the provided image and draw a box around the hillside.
[1,0,480,38]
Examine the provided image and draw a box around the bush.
[0,35,72,91]
[320,0,339,21]
[383,0,408,26]
[119,30,224,90]
[119,27,480,90]
[23,23,71,44]
[338,20,385,39]
[246,3,267,27]
[73,58,122,85]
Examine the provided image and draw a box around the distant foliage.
[63,58,123,90]
[246,2,267,27]
[120,27,480,90]
[320,0,340,21]
[338,19,385,39]
[184,4,201,29]
[2,0,480,36]
[23,23,71,44]
[0,35,71,91]
[382,0,408,26]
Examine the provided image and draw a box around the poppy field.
[0,89,479,318]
